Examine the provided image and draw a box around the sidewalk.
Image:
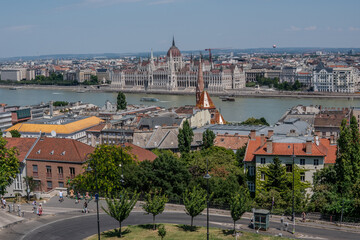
[0,208,24,229]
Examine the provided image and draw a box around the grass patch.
[85,224,288,239]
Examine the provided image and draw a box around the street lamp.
[119,163,124,186]
[203,159,211,240]
[291,144,296,234]
[86,154,100,240]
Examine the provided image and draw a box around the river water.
[0,88,359,124]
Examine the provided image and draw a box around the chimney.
[330,134,335,145]
[267,129,274,138]
[306,140,312,154]
[266,139,272,153]
[260,134,265,146]
[315,130,321,137]
[250,129,256,140]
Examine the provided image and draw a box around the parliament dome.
[167,37,181,57]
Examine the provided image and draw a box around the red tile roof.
[27,137,94,163]
[244,136,336,163]
[86,123,106,133]
[124,143,157,162]
[214,134,248,150]
[4,138,37,162]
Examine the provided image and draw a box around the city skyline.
[1,0,360,58]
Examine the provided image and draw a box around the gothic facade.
[110,38,245,92]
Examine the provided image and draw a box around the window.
[300,159,305,165]
[46,166,52,178]
[58,167,63,179]
[314,159,319,166]
[300,172,305,182]
[248,166,255,176]
[70,167,75,178]
[33,165,38,177]
[247,181,255,192]
[260,158,266,164]
[14,172,22,190]
[286,164,293,173]
[261,171,265,181]
[47,181,52,190]
[58,182,64,188]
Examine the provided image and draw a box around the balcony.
[58,173,64,179]
[70,174,75,179]
[33,172,38,178]
[46,173,52,178]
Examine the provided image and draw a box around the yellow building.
[5,116,104,144]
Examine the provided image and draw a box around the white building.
[110,38,245,92]
[0,68,26,81]
[313,63,357,93]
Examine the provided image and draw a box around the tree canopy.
[178,120,194,154]
[0,137,19,195]
[202,129,215,149]
[117,92,127,110]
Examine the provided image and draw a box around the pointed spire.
[196,54,204,105]
[172,36,175,47]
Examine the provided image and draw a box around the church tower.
[196,56,204,104]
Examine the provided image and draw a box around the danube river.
[1,88,359,124]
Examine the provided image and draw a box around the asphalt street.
[1,211,359,240]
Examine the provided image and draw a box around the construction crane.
[205,48,230,64]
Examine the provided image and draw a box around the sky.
[0,0,359,58]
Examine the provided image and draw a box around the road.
[1,211,359,240]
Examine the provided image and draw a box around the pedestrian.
[59,190,63,202]
[69,189,74,199]
[302,212,306,222]
[1,197,4,209]
[83,201,88,213]
[2,198,6,209]
[38,203,43,216]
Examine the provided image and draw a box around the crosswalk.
[0,210,24,229]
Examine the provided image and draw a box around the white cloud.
[149,0,175,5]
[3,25,35,32]
[287,26,301,31]
[304,26,317,31]
[349,26,360,31]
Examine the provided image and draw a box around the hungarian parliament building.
[110,38,246,92]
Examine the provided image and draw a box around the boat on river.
[219,96,235,102]
[140,97,159,102]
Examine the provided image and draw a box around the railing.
[33,172,38,177]
[58,173,64,179]
[46,173,52,178]
[70,174,75,179]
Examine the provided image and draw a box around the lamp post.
[292,144,296,234]
[86,154,100,240]
[203,159,211,240]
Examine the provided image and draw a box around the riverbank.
[1,84,359,100]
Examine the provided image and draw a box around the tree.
[70,145,135,195]
[183,185,207,228]
[241,117,269,126]
[235,144,247,168]
[230,188,250,232]
[23,176,39,201]
[158,225,166,240]
[117,92,127,110]
[0,138,19,195]
[102,189,139,237]
[178,120,194,154]
[264,157,287,192]
[202,129,215,149]
[10,129,21,138]
[142,190,168,230]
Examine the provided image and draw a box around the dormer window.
[50,150,54,155]
[36,149,41,154]
[61,151,66,156]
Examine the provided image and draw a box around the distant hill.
[0,47,358,62]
